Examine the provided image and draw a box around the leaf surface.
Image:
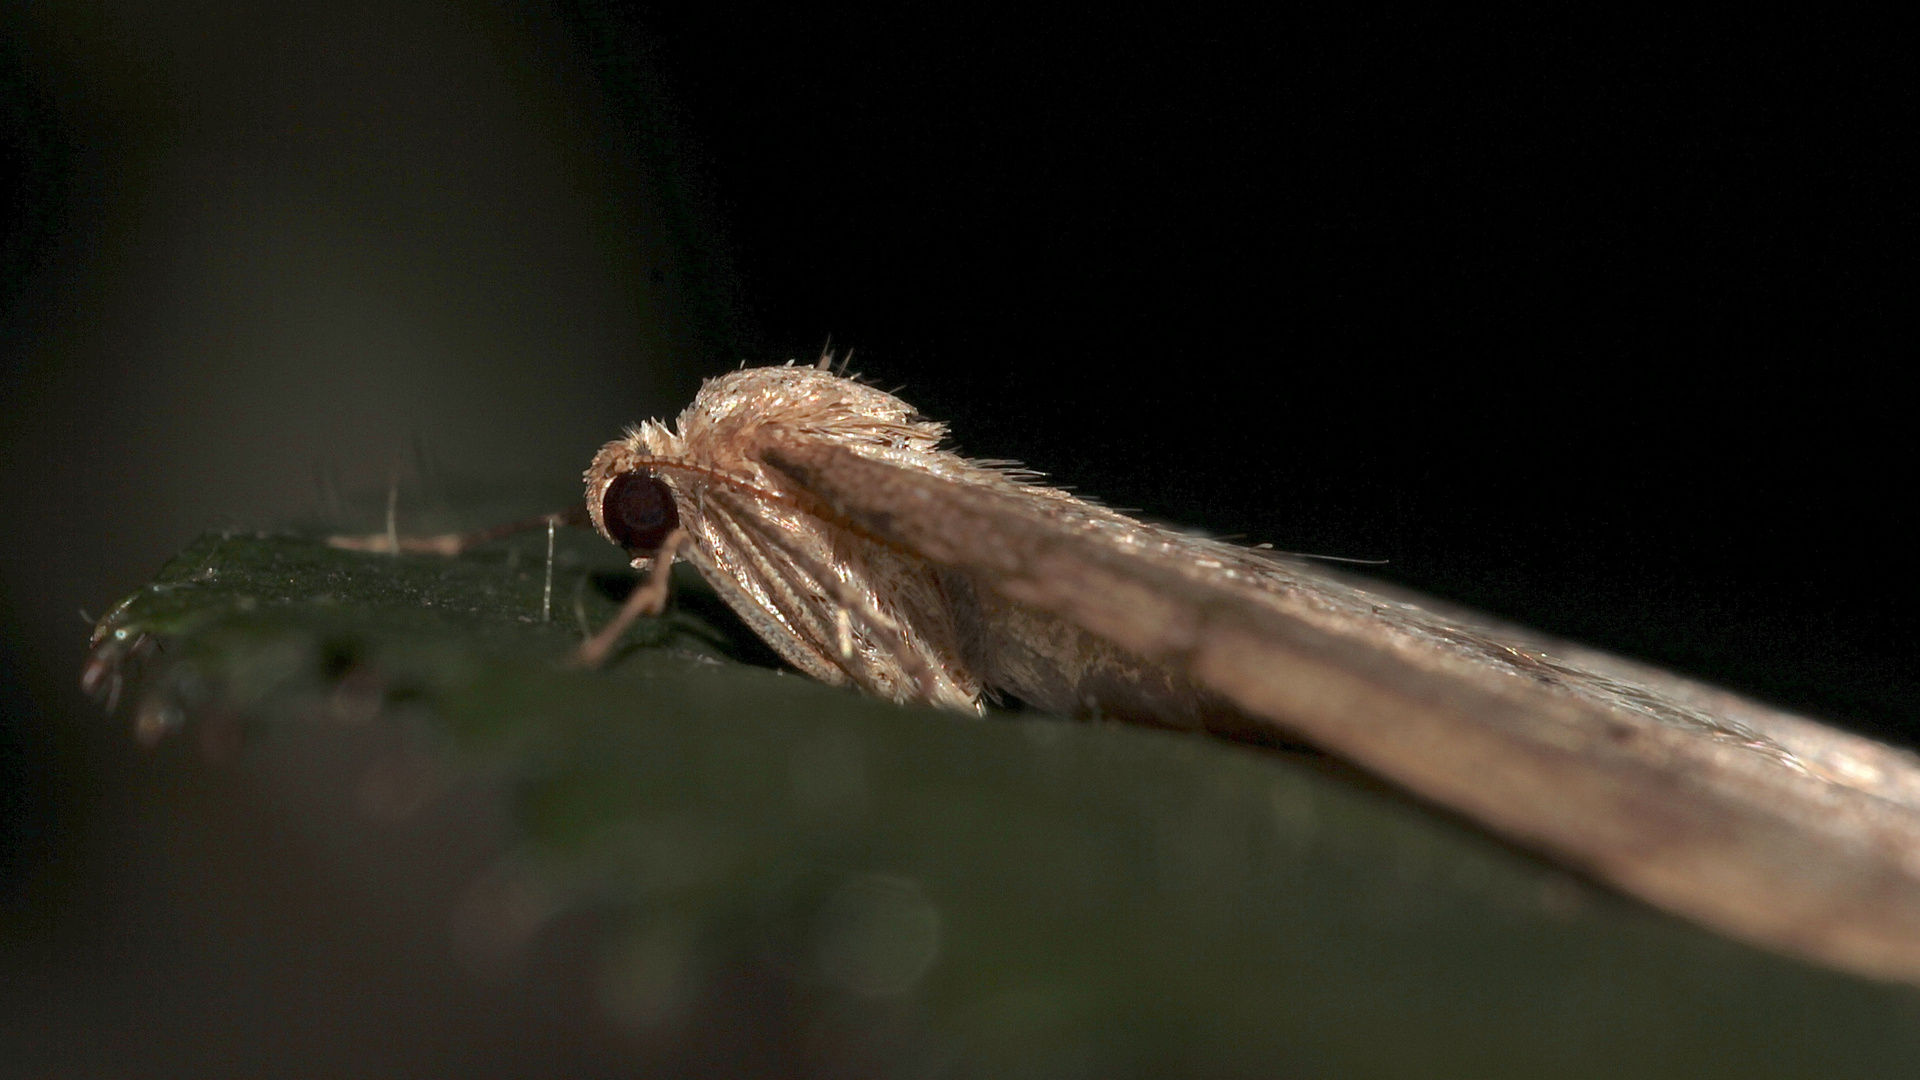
[87,520,1920,1077]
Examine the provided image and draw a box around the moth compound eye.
[602,471,679,553]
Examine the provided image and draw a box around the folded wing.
[766,437,1920,984]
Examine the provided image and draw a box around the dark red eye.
[602,471,679,553]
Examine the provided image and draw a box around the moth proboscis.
[346,359,1920,986]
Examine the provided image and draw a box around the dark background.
[607,6,1915,737]
[2,3,1913,1074]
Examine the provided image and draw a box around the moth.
[368,359,1920,985]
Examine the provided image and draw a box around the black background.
[2,3,1914,1074]
[608,7,1916,737]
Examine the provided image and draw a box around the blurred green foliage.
[89,518,1920,1078]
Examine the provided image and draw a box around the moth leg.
[574,528,690,669]
[328,504,590,556]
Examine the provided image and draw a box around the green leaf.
[89,517,1920,1077]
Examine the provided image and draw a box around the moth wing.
[765,439,1920,984]
[674,484,982,709]
[673,487,852,688]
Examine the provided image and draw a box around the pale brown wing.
[675,484,853,687]
[674,482,982,709]
[765,438,1920,985]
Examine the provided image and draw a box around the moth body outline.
[578,360,1920,985]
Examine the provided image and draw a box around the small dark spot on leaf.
[320,636,363,681]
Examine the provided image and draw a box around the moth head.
[584,438,681,560]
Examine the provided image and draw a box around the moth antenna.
[625,458,828,521]
[329,505,587,556]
